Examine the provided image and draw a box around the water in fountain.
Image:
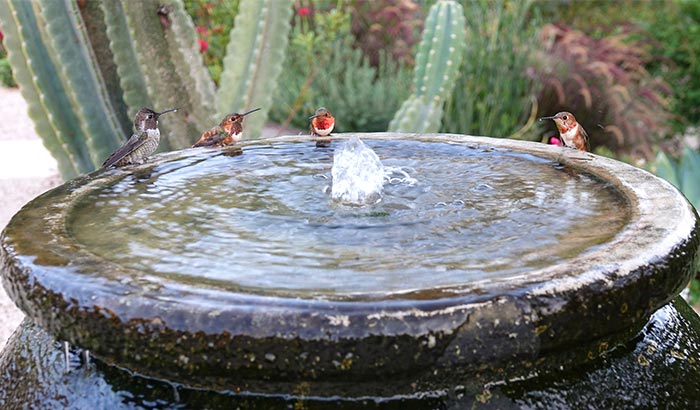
[331,136,385,205]
[68,139,629,299]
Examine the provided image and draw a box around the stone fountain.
[1,133,699,409]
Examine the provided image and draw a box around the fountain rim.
[1,132,697,347]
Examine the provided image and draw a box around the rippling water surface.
[69,140,629,297]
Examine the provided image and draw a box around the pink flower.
[0,29,3,42]
[298,7,311,16]
[198,39,209,53]
[548,136,563,146]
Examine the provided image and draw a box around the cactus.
[0,0,293,179]
[388,0,466,133]
[216,0,293,139]
[100,0,153,124]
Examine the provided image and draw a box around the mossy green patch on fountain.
[0,133,698,395]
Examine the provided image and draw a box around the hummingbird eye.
[562,115,568,120]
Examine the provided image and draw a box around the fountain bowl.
[1,133,698,398]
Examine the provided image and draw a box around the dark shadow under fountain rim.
[1,132,698,386]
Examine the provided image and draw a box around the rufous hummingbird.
[192,108,261,148]
[539,111,590,152]
[102,107,177,168]
[309,107,335,148]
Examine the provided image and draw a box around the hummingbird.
[539,111,590,152]
[192,108,261,148]
[102,107,177,168]
[309,107,335,148]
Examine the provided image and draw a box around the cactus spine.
[388,0,466,133]
[216,0,294,139]
[0,0,293,179]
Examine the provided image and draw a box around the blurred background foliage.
[0,0,698,300]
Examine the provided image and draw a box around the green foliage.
[184,0,240,85]
[0,0,293,179]
[441,0,540,139]
[270,0,411,132]
[0,58,15,87]
[270,37,412,132]
[0,27,16,87]
[688,279,700,310]
[648,147,700,211]
[389,0,466,134]
[643,1,700,130]
[267,1,352,131]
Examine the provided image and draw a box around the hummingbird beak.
[309,113,321,120]
[538,116,556,121]
[241,107,261,117]
[156,108,178,117]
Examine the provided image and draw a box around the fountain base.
[1,297,699,409]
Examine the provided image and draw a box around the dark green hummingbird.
[102,107,177,168]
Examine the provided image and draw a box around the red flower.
[198,38,209,53]
[298,7,311,16]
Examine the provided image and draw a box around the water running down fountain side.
[1,133,699,408]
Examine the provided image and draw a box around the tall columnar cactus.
[388,0,466,133]
[0,0,293,180]
[216,0,293,139]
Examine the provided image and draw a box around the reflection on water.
[69,140,629,297]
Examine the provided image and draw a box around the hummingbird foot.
[315,138,331,148]
[63,341,70,373]
[81,349,91,367]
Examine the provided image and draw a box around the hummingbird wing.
[193,127,226,148]
[580,126,590,152]
[102,131,149,168]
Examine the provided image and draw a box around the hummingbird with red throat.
[192,108,261,148]
[309,107,335,147]
[539,111,590,152]
[102,107,177,168]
